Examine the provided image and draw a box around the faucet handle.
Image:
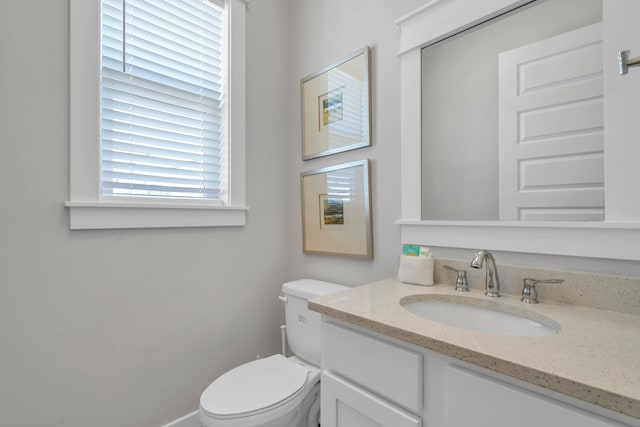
[521,278,564,304]
[443,265,469,292]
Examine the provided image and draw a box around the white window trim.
[67,0,249,229]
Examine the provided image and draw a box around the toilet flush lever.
[278,295,288,303]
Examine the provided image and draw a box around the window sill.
[65,201,248,230]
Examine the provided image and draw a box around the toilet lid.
[200,354,308,416]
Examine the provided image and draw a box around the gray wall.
[0,0,292,426]
[286,0,427,285]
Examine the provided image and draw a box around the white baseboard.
[161,410,201,427]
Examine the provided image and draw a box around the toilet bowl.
[199,280,349,427]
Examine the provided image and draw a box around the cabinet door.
[323,321,423,412]
[321,372,422,427]
[446,366,627,427]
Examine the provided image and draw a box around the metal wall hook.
[618,50,640,75]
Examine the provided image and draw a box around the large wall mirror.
[397,0,640,260]
[422,0,602,221]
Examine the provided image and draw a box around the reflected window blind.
[101,0,224,200]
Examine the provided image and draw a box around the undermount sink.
[401,295,559,336]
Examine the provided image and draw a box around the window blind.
[101,0,224,200]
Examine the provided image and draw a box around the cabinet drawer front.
[321,372,422,427]
[322,321,423,412]
[446,366,627,427]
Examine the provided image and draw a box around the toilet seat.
[200,355,312,423]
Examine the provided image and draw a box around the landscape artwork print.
[319,90,344,129]
[322,196,344,225]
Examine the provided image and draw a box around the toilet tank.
[281,279,349,366]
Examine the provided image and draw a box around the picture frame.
[301,46,371,160]
[301,160,373,259]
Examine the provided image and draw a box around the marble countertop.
[309,278,640,420]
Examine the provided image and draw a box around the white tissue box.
[398,255,434,286]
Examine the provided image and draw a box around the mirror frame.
[395,0,640,261]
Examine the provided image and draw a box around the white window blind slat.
[123,60,221,96]
[124,4,223,80]
[113,65,220,99]
[101,182,219,198]
[100,130,219,159]
[123,17,223,60]
[132,0,222,27]
[101,121,220,149]
[101,112,221,139]
[102,170,220,187]
[101,142,221,168]
[101,0,224,200]
[127,1,222,39]
[122,21,223,64]
[102,69,222,114]
[101,161,221,182]
[101,150,221,168]
[122,34,222,73]
[101,99,221,127]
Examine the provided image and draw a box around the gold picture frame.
[301,160,373,259]
[301,46,371,160]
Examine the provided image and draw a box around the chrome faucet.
[470,250,500,297]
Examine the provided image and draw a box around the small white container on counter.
[398,254,434,286]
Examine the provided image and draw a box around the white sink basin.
[401,296,559,336]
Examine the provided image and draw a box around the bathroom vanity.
[310,278,640,427]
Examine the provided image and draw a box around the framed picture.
[301,46,371,160]
[301,160,373,259]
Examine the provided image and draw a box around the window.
[101,0,225,200]
[67,0,248,229]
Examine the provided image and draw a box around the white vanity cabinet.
[320,319,637,427]
[321,321,423,427]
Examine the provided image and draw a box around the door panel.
[499,23,604,221]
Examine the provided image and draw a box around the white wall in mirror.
[397,0,640,261]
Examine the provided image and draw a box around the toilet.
[199,279,349,427]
